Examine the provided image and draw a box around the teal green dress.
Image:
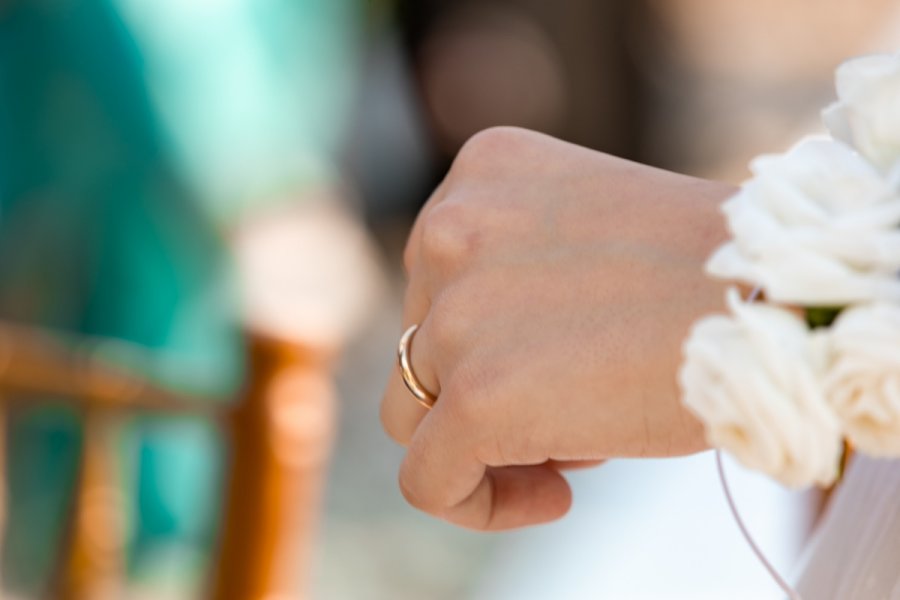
[0,0,361,595]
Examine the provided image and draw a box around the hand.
[381,127,736,530]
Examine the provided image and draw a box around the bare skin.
[380,127,738,531]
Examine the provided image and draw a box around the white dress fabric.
[794,456,900,599]
[471,452,814,599]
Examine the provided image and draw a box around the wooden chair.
[0,322,337,599]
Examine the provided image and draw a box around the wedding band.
[398,324,438,409]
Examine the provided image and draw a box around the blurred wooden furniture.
[0,322,336,600]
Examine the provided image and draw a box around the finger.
[382,174,452,446]
[399,402,572,531]
[548,459,607,471]
[403,175,450,275]
[380,271,440,446]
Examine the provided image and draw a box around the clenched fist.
[381,127,736,531]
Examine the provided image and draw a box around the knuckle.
[455,126,530,171]
[447,388,482,434]
[424,312,459,363]
[426,290,472,354]
[443,363,490,428]
[419,201,481,271]
[398,463,437,512]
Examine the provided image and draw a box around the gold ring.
[398,324,438,409]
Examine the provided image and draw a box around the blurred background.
[0,1,898,598]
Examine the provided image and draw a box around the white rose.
[823,53,900,177]
[826,303,900,456]
[680,289,842,488]
[706,137,900,305]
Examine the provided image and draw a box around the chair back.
[0,323,335,600]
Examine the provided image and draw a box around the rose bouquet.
[679,53,900,488]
